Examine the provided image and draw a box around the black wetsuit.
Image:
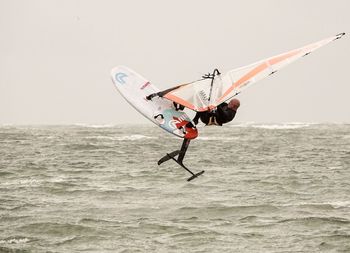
[193,102,236,126]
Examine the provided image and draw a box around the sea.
[0,123,349,253]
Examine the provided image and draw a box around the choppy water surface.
[1,123,350,252]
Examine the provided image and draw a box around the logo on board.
[115,72,128,84]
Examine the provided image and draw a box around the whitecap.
[84,135,155,141]
[229,122,314,129]
[251,123,311,129]
[196,136,240,141]
[0,238,30,244]
[229,122,313,129]
[327,201,350,208]
[2,178,40,187]
[116,135,155,141]
[73,124,115,128]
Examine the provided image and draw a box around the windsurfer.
[193,98,240,126]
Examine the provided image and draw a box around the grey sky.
[1,0,349,125]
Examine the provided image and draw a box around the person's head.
[228,98,240,111]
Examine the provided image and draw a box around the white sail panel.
[163,78,213,111]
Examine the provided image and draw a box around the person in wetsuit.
[193,98,240,126]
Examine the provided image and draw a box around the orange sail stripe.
[217,49,301,104]
[268,49,300,65]
[217,62,268,103]
[164,93,196,111]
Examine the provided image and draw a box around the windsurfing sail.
[162,33,345,112]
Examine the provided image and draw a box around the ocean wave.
[176,204,280,215]
[326,201,350,208]
[196,136,240,141]
[229,122,313,129]
[280,201,350,209]
[73,124,116,128]
[0,237,30,244]
[252,124,311,129]
[84,135,155,141]
[239,215,258,222]
[0,171,14,176]
[115,135,155,141]
[279,216,350,225]
[79,218,122,225]
[19,222,96,234]
[1,178,41,187]
[170,229,223,238]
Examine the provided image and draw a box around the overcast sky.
[1,0,349,125]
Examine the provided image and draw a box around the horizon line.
[1,121,349,127]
